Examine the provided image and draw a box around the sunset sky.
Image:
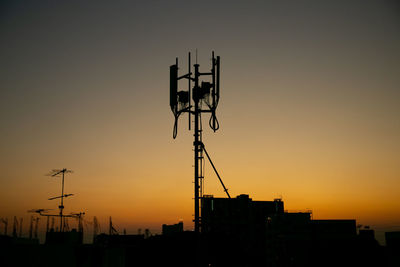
[1,0,399,243]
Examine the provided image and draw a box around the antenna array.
[170,51,229,234]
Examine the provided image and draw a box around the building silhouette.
[0,195,393,266]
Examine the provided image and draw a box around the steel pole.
[60,170,65,232]
[194,64,200,234]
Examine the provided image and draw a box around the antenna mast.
[28,168,84,234]
[169,51,229,234]
[0,218,8,235]
[19,218,23,237]
[46,168,73,232]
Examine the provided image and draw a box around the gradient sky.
[1,0,399,243]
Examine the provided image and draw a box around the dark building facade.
[201,194,368,267]
[202,194,283,235]
[162,221,184,236]
[201,194,285,266]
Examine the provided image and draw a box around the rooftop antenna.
[19,218,23,237]
[46,216,49,232]
[46,168,73,232]
[63,217,69,232]
[34,217,40,239]
[28,169,84,235]
[93,216,99,241]
[48,193,74,200]
[12,216,18,238]
[145,228,151,239]
[0,218,8,235]
[70,212,85,232]
[29,216,33,239]
[169,51,230,234]
[109,216,118,235]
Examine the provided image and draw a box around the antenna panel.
[170,64,178,111]
[216,56,220,103]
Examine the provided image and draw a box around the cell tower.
[170,51,230,234]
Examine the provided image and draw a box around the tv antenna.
[12,216,19,237]
[0,218,8,235]
[28,208,53,214]
[28,216,40,239]
[70,212,85,232]
[28,168,84,233]
[48,193,74,200]
[109,216,118,235]
[19,217,23,237]
[170,51,231,234]
[46,168,73,232]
